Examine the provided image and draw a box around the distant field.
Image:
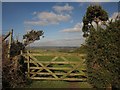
[28,46,81,54]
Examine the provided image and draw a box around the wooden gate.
[23,52,87,81]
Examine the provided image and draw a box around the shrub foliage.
[82,5,120,88]
[85,16,120,88]
[2,30,44,88]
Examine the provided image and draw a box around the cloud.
[25,3,74,26]
[25,12,71,26]
[106,12,120,24]
[60,22,83,33]
[53,3,74,13]
[91,12,120,30]
[110,12,119,20]
[32,11,37,15]
[24,20,48,26]
[38,12,71,24]
[59,12,119,33]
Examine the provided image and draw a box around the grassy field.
[27,81,92,88]
[26,48,92,88]
[34,55,86,70]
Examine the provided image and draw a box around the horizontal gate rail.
[29,72,86,76]
[29,77,87,81]
[30,67,73,70]
[30,53,86,57]
[25,61,79,64]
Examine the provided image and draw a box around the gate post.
[27,51,30,78]
[8,29,13,58]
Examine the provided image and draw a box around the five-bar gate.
[23,52,87,81]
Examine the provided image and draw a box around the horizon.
[27,45,80,47]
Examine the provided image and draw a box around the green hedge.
[86,20,120,88]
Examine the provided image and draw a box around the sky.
[1,0,120,2]
[2,2,119,47]
[0,1,1,36]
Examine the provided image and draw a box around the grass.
[34,55,83,62]
[34,56,55,61]
[27,81,92,88]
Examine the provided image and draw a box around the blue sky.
[1,0,120,2]
[0,1,1,36]
[2,2,119,46]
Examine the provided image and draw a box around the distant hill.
[27,46,79,49]
[27,46,79,53]
[27,45,86,54]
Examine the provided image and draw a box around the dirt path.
[69,82,80,88]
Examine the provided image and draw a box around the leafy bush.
[2,52,27,88]
[73,45,87,54]
[23,30,44,46]
[86,19,120,88]
[2,30,44,88]
[82,5,108,37]
[10,41,25,57]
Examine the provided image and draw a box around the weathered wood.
[60,56,75,67]
[60,56,68,62]
[24,52,87,81]
[30,67,72,70]
[27,54,30,78]
[30,72,86,76]
[8,30,13,58]
[31,56,58,77]
[60,56,84,74]
[30,77,87,81]
[60,62,81,79]
[3,29,13,58]
[28,53,58,79]
[27,61,78,64]
[31,60,39,67]
[25,53,39,67]
[2,32,10,41]
[31,53,86,57]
